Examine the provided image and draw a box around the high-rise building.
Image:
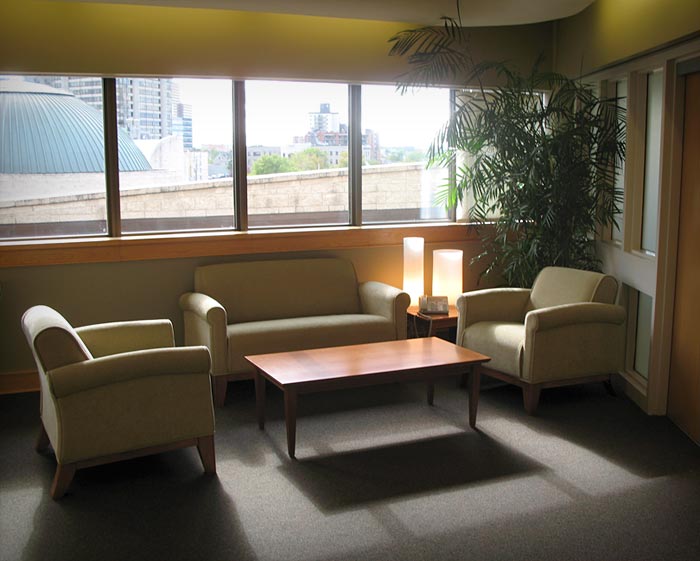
[309,102,340,133]
[28,76,175,141]
[172,102,193,149]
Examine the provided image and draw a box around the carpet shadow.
[19,453,257,561]
[278,431,544,512]
[482,383,700,479]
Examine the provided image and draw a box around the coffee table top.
[245,337,489,387]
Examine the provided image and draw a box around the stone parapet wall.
[1,163,439,225]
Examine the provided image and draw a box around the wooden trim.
[625,70,648,254]
[0,370,39,395]
[648,61,687,415]
[0,223,478,268]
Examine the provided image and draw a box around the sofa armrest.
[76,320,175,358]
[179,292,228,375]
[359,281,411,339]
[521,303,626,383]
[46,346,211,398]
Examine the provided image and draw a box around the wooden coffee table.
[246,337,490,458]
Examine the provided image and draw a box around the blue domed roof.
[0,80,151,173]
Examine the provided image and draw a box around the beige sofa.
[456,266,626,414]
[180,258,410,406]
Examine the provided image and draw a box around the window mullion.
[233,80,248,231]
[349,84,362,226]
[102,77,121,237]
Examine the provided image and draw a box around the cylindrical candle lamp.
[403,237,424,306]
[432,249,463,305]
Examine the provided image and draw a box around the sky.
[173,78,451,150]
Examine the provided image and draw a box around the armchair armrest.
[359,281,411,339]
[47,346,211,398]
[521,303,626,383]
[179,292,228,375]
[525,302,626,334]
[76,320,175,358]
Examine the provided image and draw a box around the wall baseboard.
[0,371,39,395]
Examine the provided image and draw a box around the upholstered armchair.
[456,267,626,414]
[21,305,216,499]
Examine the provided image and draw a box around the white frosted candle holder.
[403,237,424,306]
[432,249,463,306]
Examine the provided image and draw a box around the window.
[245,81,349,228]
[641,70,663,254]
[117,78,234,234]
[1,76,455,240]
[0,75,108,238]
[634,290,654,379]
[361,85,450,223]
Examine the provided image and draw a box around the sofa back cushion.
[529,266,619,310]
[195,258,362,323]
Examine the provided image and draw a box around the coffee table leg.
[426,381,435,405]
[468,365,482,428]
[284,389,298,459]
[255,369,266,430]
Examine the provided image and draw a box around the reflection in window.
[245,81,349,228]
[118,78,234,234]
[612,78,627,243]
[361,85,450,223]
[0,76,108,239]
[641,71,662,254]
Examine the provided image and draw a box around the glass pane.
[642,71,662,254]
[361,85,450,223]
[634,291,654,379]
[118,78,234,234]
[612,78,627,243]
[0,75,108,239]
[245,81,349,228]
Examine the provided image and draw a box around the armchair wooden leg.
[35,423,50,453]
[603,378,616,396]
[197,435,217,474]
[50,463,76,500]
[213,377,228,407]
[523,385,542,415]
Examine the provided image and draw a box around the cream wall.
[555,0,700,76]
[0,241,484,374]
[0,1,552,82]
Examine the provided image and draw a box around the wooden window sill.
[0,223,479,268]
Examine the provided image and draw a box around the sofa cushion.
[463,321,525,378]
[227,314,396,374]
[195,258,362,324]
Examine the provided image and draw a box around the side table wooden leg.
[284,389,298,459]
[468,365,482,429]
[426,381,435,405]
[254,370,266,430]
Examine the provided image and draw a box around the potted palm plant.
[389,16,625,287]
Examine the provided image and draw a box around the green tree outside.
[250,154,295,175]
[290,148,329,171]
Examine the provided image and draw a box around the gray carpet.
[2,379,700,561]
